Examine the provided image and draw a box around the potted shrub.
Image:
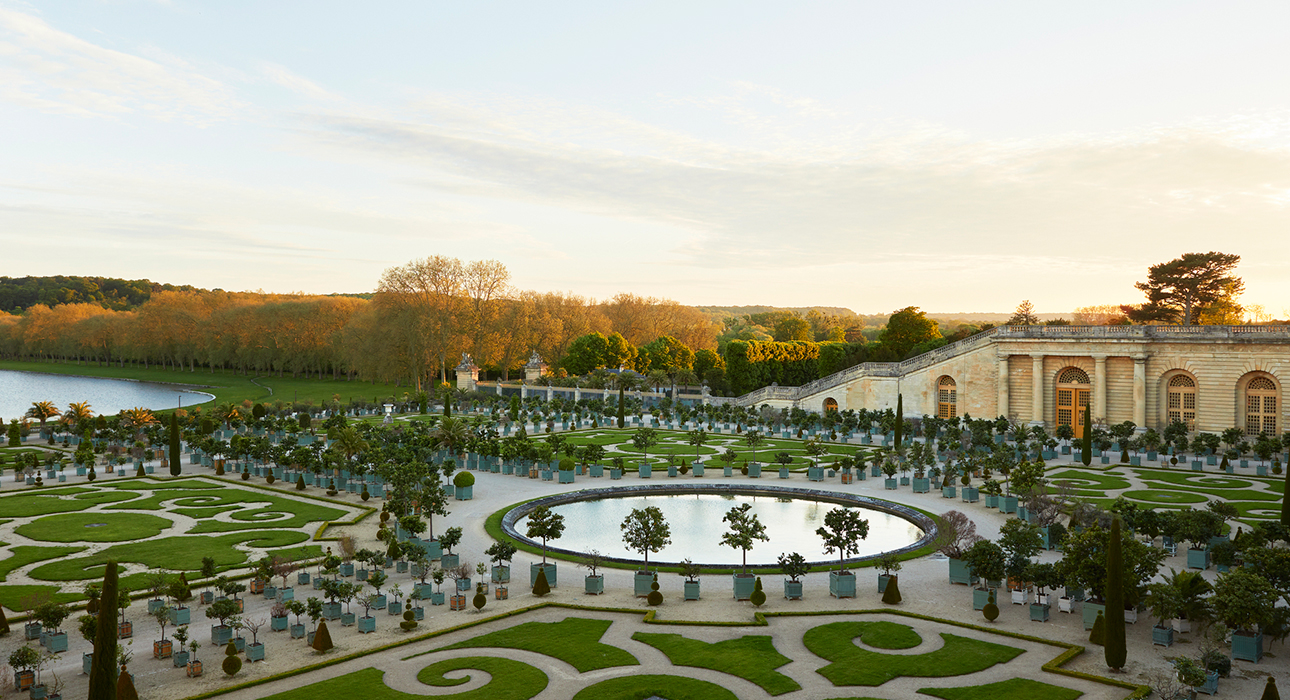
[430,569,447,605]
[876,552,901,593]
[558,456,576,483]
[581,550,605,595]
[308,596,327,639]
[774,451,793,479]
[622,506,672,596]
[817,507,869,598]
[274,557,297,602]
[881,458,899,490]
[526,505,564,587]
[722,503,769,600]
[32,601,69,653]
[172,626,190,668]
[962,539,1005,611]
[450,563,472,610]
[357,593,379,633]
[678,558,703,601]
[453,470,474,499]
[1000,519,1043,604]
[486,540,516,585]
[1144,581,1179,647]
[186,641,202,677]
[284,599,307,638]
[203,598,239,646]
[1027,561,1057,622]
[151,603,174,659]
[1165,568,1212,634]
[9,644,40,692]
[778,552,807,600]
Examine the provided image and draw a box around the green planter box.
[912,477,930,493]
[808,466,824,482]
[322,601,341,619]
[984,494,999,508]
[439,551,457,568]
[530,563,557,588]
[668,466,678,477]
[748,463,761,478]
[589,464,603,477]
[558,470,574,483]
[884,478,898,490]
[1232,631,1263,663]
[169,606,190,625]
[1029,603,1050,622]
[634,571,654,597]
[783,580,802,600]
[684,580,701,601]
[639,464,652,478]
[358,616,376,634]
[585,575,604,595]
[1082,602,1106,630]
[878,574,895,593]
[211,625,232,645]
[732,574,755,600]
[961,486,979,503]
[829,571,856,598]
[972,587,993,610]
[693,463,704,477]
[1187,548,1211,570]
[948,558,977,585]
[1152,625,1174,646]
[246,643,265,662]
[942,485,956,498]
[271,616,288,632]
[723,466,733,477]
[492,565,510,583]
[610,469,622,480]
[455,485,472,500]
[778,467,790,479]
[1001,496,1018,514]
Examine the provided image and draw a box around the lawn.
[434,617,638,672]
[260,658,548,700]
[102,485,348,533]
[803,621,1025,687]
[0,545,85,581]
[571,675,739,700]
[0,488,139,517]
[15,512,173,542]
[631,632,801,696]
[918,678,1083,700]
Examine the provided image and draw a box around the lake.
[0,370,214,422]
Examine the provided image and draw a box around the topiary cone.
[532,566,551,597]
[982,589,999,622]
[312,620,333,652]
[882,575,902,605]
[296,474,306,491]
[1262,675,1280,700]
[116,663,140,700]
[1089,610,1106,646]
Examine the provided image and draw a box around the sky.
[2,1,1289,315]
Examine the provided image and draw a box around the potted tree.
[439,527,463,570]
[558,456,576,483]
[8,645,40,693]
[167,577,191,625]
[274,557,297,602]
[962,539,1005,611]
[1165,568,1212,634]
[816,507,870,598]
[581,550,605,595]
[32,601,69,653]
[621,506,672,597]
[882,457,899,490]
[936,510,982,585]
[152,603,174,659]
[1210,568,1276,663]
[204,598,239,646]
[285,600,306,638]
[778,552,807,600]
[722,503,769,600]
[876,552,901,593]
[680,558,703,601]
[270,601,289,632]
[450,563,472,610]
[486,540,517,589]
[1027,561,1058,622]
[243,617,266,662]
[308,596,326,638]
[430,569,447,606]
[774,451,793,479]
[1000,519,1043,605]
[172,626,190,668]
[186,641,203,677]
[525,505,564,587]
[356,593,379,633]
[1144,581,1179,647]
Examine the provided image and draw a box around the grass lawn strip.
[0,488,138,517]
[0,584,81,611]
[803,621,1025,687]
[102,487,347,532]
[436,617,638,672]
[0,545,85,581]
[570,674,739,700]
[631,632,801,696]
[259,657,548,700]
[918,678,1083,700]
[15,512,172,542]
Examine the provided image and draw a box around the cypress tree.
[1262,676,1280,700]
[1281,464,1290,528]
[1104,516,1126,670]
[88,560,119,700]
[0,602,9,635]
[881,576,902,605]
[893,394,903,447]
[1080,402,1093,466]
[168,412,181,477]
[443,384,452,417]
[617,385,626,429]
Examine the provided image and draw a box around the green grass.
[918,678,1083,700]
[0,545,86,581]
[15,512,173,542]
[259,658,548,700]
[102,485,347,532]
[0,488,139,517]
[1120,490,1208,505]
[29,530,315,587]
[0,584,82,612]
[571,675,739,700]
[435,617,638,672]
[803,621,1025,687]
[631,632,801,695]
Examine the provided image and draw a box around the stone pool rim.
[499,484,938,570]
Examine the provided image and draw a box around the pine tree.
[1104,516,1126,670]
[881,576,902,605]
[1080,402,1093,466]
[312,620,333,652]
[532,567,551,597]
[1089,610,1105,645]
[88,560,119,700]
[169,412,181,477]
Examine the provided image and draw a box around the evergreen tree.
[169,412,181,477]
[1088,610,1105,645]
[881,576,902,605]
[1104,516,1126,669]
[116,667,140,700]
[982,589,999,621]
[1080,402,1093,467]
[532,567,550,597]
[1262,676,1280,700]
[749,576,766,607]
[617,385,626,428]
[0,600,8,635]
[312,620,333,652]
[893,394,903,447]
[88,560,119,700]
[1281,465,1289,529]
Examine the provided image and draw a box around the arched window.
[1245,376,1278,437]
[823,397,839,413]
[1056,367,1091,438]
[937,376,957,419]
[1167,374,1197,430]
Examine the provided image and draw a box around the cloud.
[0,7,241,123]
[260,62,339,102]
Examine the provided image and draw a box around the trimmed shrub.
[266,473,276,484]
[116,667,140,700]
[982,590,999,622]
[881,576,902,605]
[400,610,417,632]
[473,587,487,612]
[296,475,305,491]
[749,576,766,607]
[559,457,575,471]
[222,641,242,676]
[361,485,370,502]
[454,471,475,488]
[1089,611,1105,646]
[0,602,8,635]
[648,574,663,606]
[533,567,551,597]
[312,621,333,652]
[1262,676,1280,700]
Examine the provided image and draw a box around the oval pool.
[505,485,932,568]
[0,370,214,420]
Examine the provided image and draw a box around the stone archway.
[1055,367,1091,439]
[823,398,839,412]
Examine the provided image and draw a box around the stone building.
[736,326,1288,438]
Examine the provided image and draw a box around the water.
[0,370,214,422]
[518,493,924,566]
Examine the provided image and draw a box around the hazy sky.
[3,1,1288,314]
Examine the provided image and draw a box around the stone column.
[1093,355,1108,423]
[997,355,1010,420]
[1030,354,1045,425]
[1132,356,1147,430]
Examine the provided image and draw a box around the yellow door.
[1056,387,1090,439]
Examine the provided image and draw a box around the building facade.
[736,326,1289,438]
